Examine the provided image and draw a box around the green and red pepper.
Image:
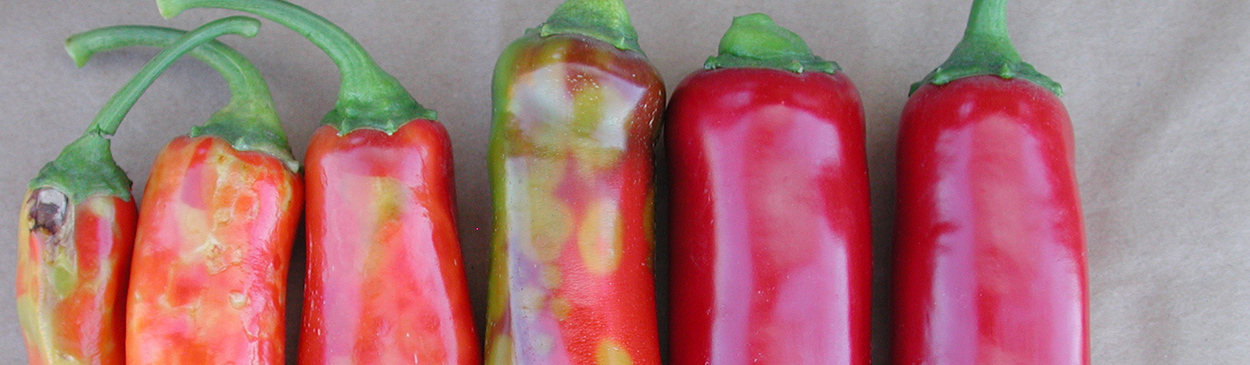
[485,0,665,363]
[17,17,268,365]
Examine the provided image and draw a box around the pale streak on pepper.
[127,136,300,364]
[487,32,664,365]
[17,191,135,365]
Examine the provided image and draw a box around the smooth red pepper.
[99,17,305,364]
[892,1,1089,364]
[485,0,665,363]
[158,0,479,363]
[666,14,872,365]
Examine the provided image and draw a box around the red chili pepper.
[665,14,872,365]
[485,0,665,363]
[891,0,1088,364]
[16,17,263,365]
[74,17,304,364]
[18,141,135,365]
[158,0,479,363]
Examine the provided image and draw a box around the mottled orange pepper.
[127,136,300,364]
[156,0,480,362]
[17,17,263,365]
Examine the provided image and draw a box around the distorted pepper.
[485,0,666,363]
[157,0,480,363]
[16,17,263,365]
[70,17,305,364]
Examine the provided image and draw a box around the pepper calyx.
[159,0,439,135]
[29,133,131,203]
[704,13,839,74]
[911,0,1062,95]
[538,0,643,54]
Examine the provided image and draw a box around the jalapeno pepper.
[158,0,479,363]
[71,17,304,364]
[485,0,665,363]
[892,0,1089,364]
[16,17,262,365]
[666,14,871,365]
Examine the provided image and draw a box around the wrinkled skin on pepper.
[127,135,301,364]
[16,190,135,365]
[486,32,665,365]
[301,120,479,364]
[666,68,871,365]
[893,76,1089,365]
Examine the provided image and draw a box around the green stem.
[30,16,261,203]
[66,25,296,171]
[539,0,643,54]
[910,0,1062,95]
[158,0,436,134]
[703,13,838,74]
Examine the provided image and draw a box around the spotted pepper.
[157,0,480,363]
[485,0,666,363]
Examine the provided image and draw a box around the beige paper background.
[2,0,1248,363]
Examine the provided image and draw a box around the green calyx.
[66,25,297,172]
[31,16,260,203]
[538,0,643,54]
[29,134,132,203]
[159,0,437,135]
[704,13,839,74]
[911,0,1062,95]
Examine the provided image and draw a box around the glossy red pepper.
[666,14,871,365]
[157,0,479,362]
[92,18,305,364]
[16,18,264,365]
[485,0,665,363]
[892,1,1089,364]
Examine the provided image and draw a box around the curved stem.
[540,0,642,54]
[159,0,435,134]
[910,0,1061,95]
[66,25,296,171]
[31,16,261,202]
[84,16,261,136]
[703,13,838,74]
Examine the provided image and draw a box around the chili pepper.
[69,16,303,364]
[156,0,479,363]
[891,0,1088,364]
[15,17,261,365]
[484,0,665,363]
[665,13,871,365]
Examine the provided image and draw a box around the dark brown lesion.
[27,187,70,244]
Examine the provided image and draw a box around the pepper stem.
[67,25,297,171]
[158,0,437,134]
[31,16,261,202]
[911,0,1062,95]
[539,0,643,54]
[703,13,838,74]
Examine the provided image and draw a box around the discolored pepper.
[66,17,304,364]
[485,0,666,363]
[665,14,871,365]
[16,17,262,365]
[157,0,479,363]
[891,0,1089,364]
